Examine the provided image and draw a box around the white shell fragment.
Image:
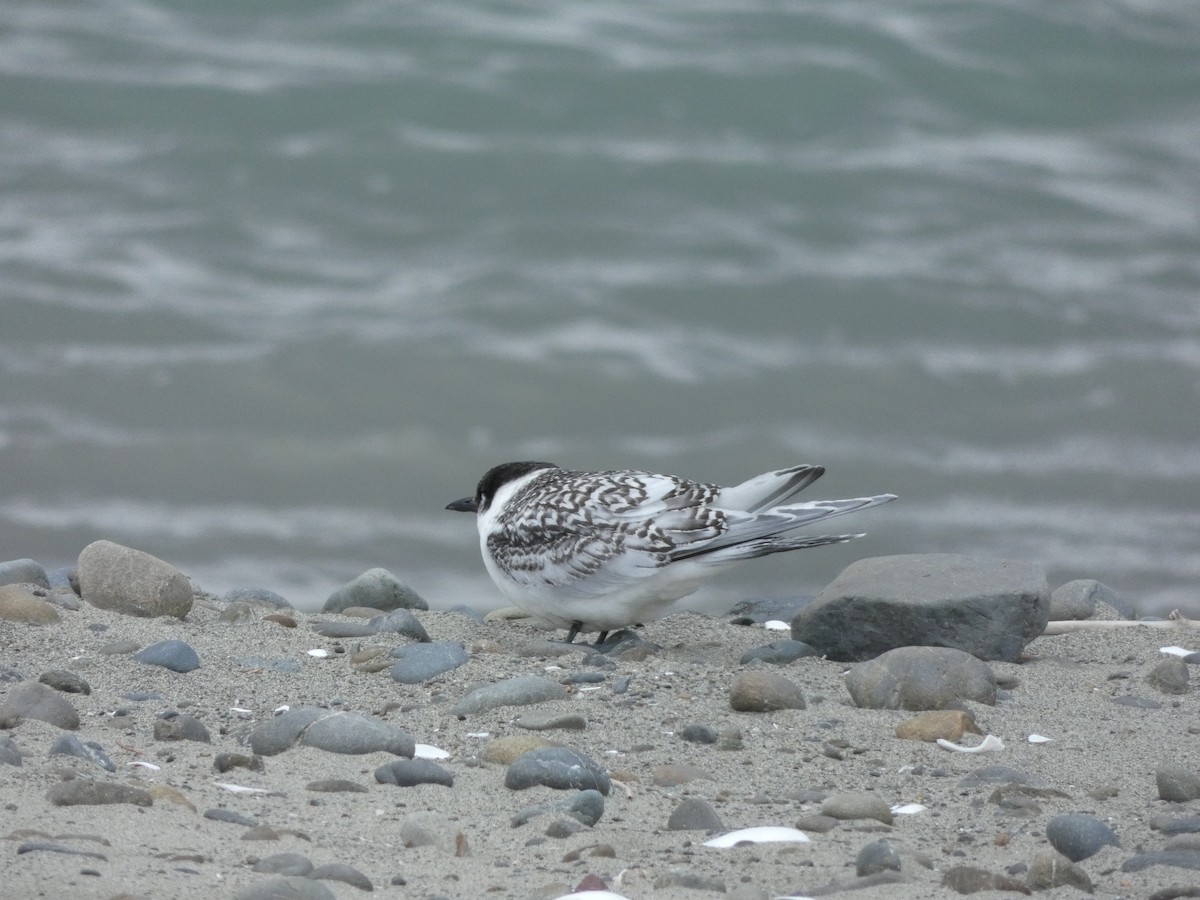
[937,734,1005,753]
[214,782,271,794]
[890,803,927,815]
[307,648,330,658]
[703,826,811,848]
[1027,734,1052,744]
[764,619,791,631]
[1160,646,1193,657]
[129,761,161,770]
[414,743,450,759]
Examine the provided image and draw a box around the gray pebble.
[77,540,193,619]
[375,758,454,787]
[223,586,292,609]
[311,621,378,638]
[133,639,200,673]
[48,734,115,772]
[1112,695,1161,709]
[310,863,373,891]
[38,669,91,695]
[99,639,142,655]
[1046,814,1119,861]
[252,852,313,875]
[821,792,894,825]
[301,711,415,757]
[451,675,567,716]
[739,639,818,665]
[1051,579,1133,619]
[47,566,78,592]
[505,747,611,794]
[153,713,211,743]
[16,841,106,861]
[323,567,427,614]
[0,558,51,588]
[1121,849,1200,872]
[234,876,336,900]
[667,797,724,831]
[845,646,996,710]
[1158,765,1200,802]
[0,680,80,730]
[204,808,259,826]
[729,670,807,712]
[47,779,153,807]
[856,839,902,876]
[390,642,468,684]
[1158,816,1200,835]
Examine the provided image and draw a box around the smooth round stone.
[729,671,807,712]
[205,808,258,827]
[680,724,719,744]
[309,863,373,892]
[47,779,153,807]
[844,646,996,710]
[374,758,454,787]
[857,839,902,876]
[47,566,78,592]
[49,734,115,772]
[0,680,80,730]
[77,540,193,619]
[234,876,335,900]
[322,567,427,614]
[153,713,211,743]
[1121,849,1200,872]
[311,621,377,638]
[667,797,725,831]
[300,712,415,757]
[252,852,313,875]
[1158,765,1200,802]
[505,747,611,794]
[0,558,51,588]
[38,669,91,695]
[739,639,818,665]
[451,675,567,716]
[390,642,468,684]
[0,585,59,624]
[223,586,291,609]
[371,608,430,641]
[133,639,200,673]
[821,792,894,825]
[248,707,326,756]
[1046,814,1119,861]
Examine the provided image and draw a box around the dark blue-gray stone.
[1121,850,1200,873]
[234,876,336,900]
[204,808,259,826]
[49,734,115,771]
[322,568,427,614]
[505,747,611,794]
[1051,579,1133,619]
[47,566,78,592]
[17,841,106,861]
[452,675,566,716]
[371,608,430,641]
[133,639,200,673]
[390,642,468,684]
[38,669,91,694]
[0,558,50,589]
[1160,816,1200,835]
[374,758,454,787]
[1046,814,1119,861]
[311,621,378,638]
[845,646,996,710]
[739,639,818,665]
[248,706,327,756]
[223,586,292,609]
[300,711,415,757]
[793,554,1049,662]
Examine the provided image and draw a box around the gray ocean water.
[3,1,1199,616]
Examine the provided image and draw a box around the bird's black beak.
[446,497,478,513]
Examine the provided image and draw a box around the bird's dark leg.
[594,631,609,645]
[565,621,583,644]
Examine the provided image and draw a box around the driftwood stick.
[1041,609,1197,636]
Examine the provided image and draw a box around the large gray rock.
[77,541,193,619]
[792,554,1049,662]
[0,558,50,589]
[845,646,997,710]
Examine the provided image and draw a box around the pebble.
[133,639,201,673]
[1121,849,1200,872]
[1026,849,1094,891]
[856,839,902,875]
[1046,814,1119,861]
[844,646,997,710]
[234,876,336,900]
[205,809,259,827]
[0,584,60,623]
[300,711,415,757]
[0,557,51,587]
[248,707,327,755]
[309,862,373,891]
[894,709,981,742]
[1158,765,1200,802]
[375,758,454,787]
[821,792,894,825]
[322,567,427,614]
[47,778,153,807]
[793,553,1049,662]
[728,670,807,712]
[50,733,116,771]
[1147,657,1191,694]
[667,797,724,831]
[0,680,80,730]
[16,840,107,861]
[77,540,193,619]
[505,747,612,794]
[738,639,818,665]
[389,641,468,683]
[451,675,567,716]
[38,669,91,694]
